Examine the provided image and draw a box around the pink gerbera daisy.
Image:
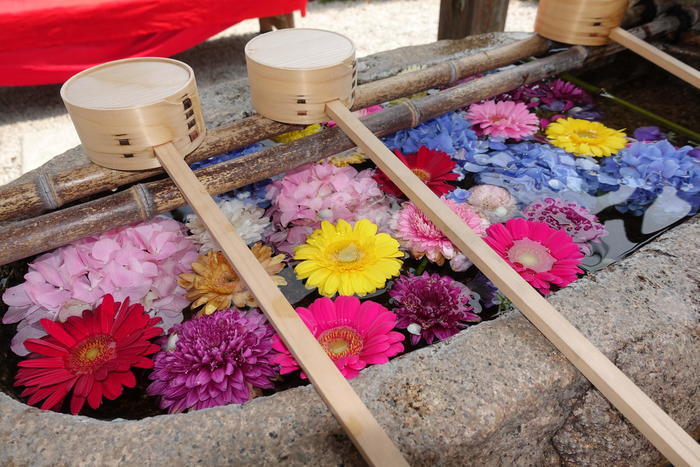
[272,296,404,379]
[391,197,489,265]
[466,100,539,139]
[484,218,583,295]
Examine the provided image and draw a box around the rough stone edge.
[1,216,697,465]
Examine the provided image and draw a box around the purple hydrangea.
[595,140,700,215]
[458,141,601,203]
[632,126,666,143]
[147,308,277,413]
[523,197,607,255]
[389,272,481,345]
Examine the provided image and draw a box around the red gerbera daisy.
[374,146,458,196]
[484,218,584,295]
[14,294,162,414]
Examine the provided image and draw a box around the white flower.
[186,199,271,254]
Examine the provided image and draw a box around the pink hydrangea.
[2,216,199,355]
[264,162,394,255]
[466,100,539,139]
[390,197,489,266]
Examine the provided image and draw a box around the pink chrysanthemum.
[523,198,608,255]
[390,272,480,345]
[467,184,519,223]
[484,218,583,295]
[147,308,277,413]
[391,197,489,265]
[264,163,393,255]
[373,146,459,197]
[2,216,198,355]
[272,296,404,379]
[466,100,539,139]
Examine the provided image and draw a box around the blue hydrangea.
[458,141,601,202]
[595,140,700,215]
[383,112,489,157]
[190,142,265,170]
[445,187,470,203]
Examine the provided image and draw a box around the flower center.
[333,243,363,263]
[489,114,506,124]
[411,168,432,182]
[576,130,597,140]
[68,334,117,375]
[318,327,363,359]
[507,238,556,273]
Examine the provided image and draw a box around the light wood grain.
[154,141,408,467]
[325,98,700,467]
[535,0,627,45]
[609,26,700,88]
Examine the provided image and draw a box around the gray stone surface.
[1,217,697,465]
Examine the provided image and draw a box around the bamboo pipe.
[0,13,692,265]
[0,35,550,222]
[325,99,700,467]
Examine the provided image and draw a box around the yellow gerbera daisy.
[272,123,322,143]
[546,117,627,157]
[325,148,367,167]
[178,243,286,315]
[294,219,403,297]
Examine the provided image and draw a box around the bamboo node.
[36,171,60,210]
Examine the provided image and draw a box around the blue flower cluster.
[190,142,265,170]
[383,112,489,157]
[457,141,601,203]
[595,140,700,215]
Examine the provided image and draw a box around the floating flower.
[373,146,458,197]
[546,118,626,157]
[325,148,367,167]
[147,308,276,412]
[15,295,161,414]
[523,198,607,254]
[484,218,583,295]
[294,219,402,297]
[459,141,601,203]
[264,163,393,255]
[271,123,322,143]
[465,184,518,223]
[466,100,539,139]
[2,217,198,356]
[190,143,265,170]
[391,197,489,266]
[595,140,700,215]
[383,112,484,156]
[186,199,271,254]
[272,296,404,379]
[632,126,666,143]
[178,244,286,315]
[390,272,480,345]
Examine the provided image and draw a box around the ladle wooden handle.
[609,26,700,89]
[153,142,408,467]
[325,99,700,466]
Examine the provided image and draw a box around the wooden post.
[438,0,509,40]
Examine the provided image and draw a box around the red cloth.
[0,0,307,86]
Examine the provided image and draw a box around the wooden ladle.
[535,0,699,88]
[60,57,408,467]
[245,29,700,465]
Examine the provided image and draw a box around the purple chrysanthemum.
[389,272,480,345]
[523,198,607,255]
[147,309,277,413]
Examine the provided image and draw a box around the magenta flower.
[523,198,607,254]
[391,197,489,265]
[466,100,539,140]
[272,296,404,379]
[2,216,198,355]
[390,272,480,345]
[484,218,583,295]
[264,162,393,255]
[147,308,277,413]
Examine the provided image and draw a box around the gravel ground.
[0,0,537,185]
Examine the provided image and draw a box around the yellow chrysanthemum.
[272,123,322,143]
[546,117,627,157]
[294,219,403,297]
[178,243,286,315]
[325,148,367,167]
